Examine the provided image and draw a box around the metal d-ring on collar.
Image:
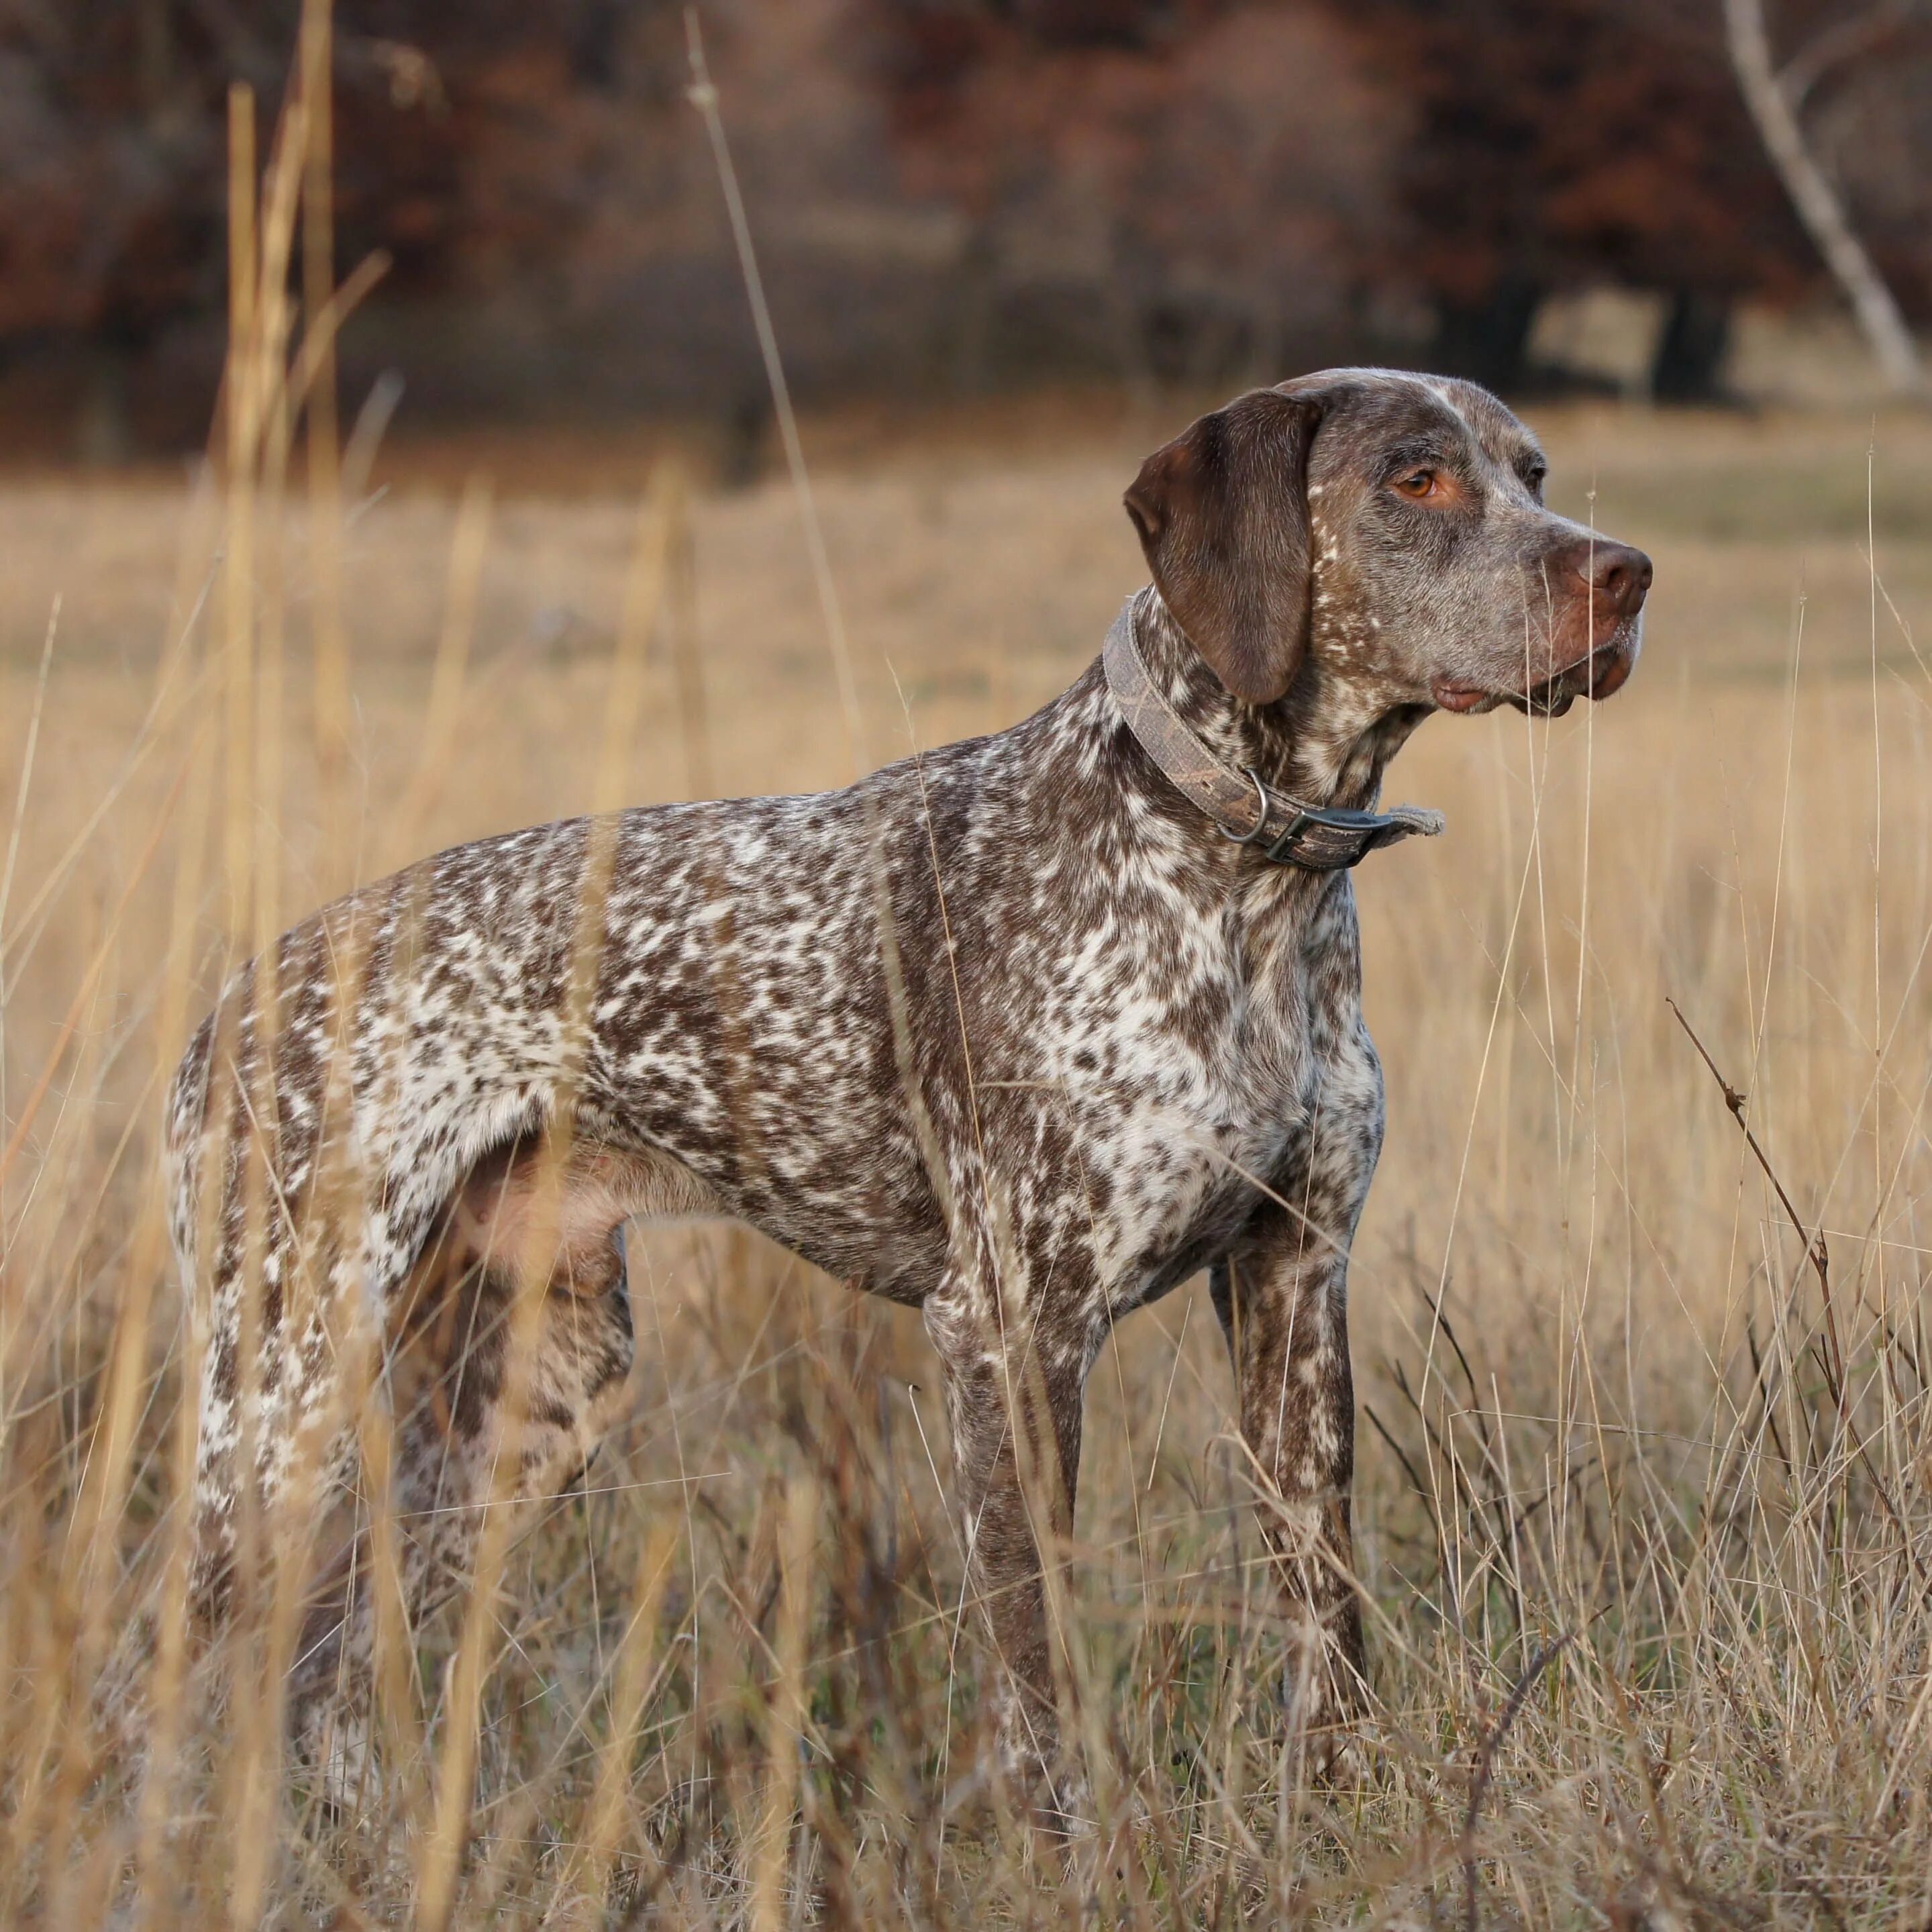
[1221,770,1431,868]
[1219,769,1273,846]
[1103,593,1445,874]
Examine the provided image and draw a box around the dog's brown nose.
[1589,542,1652,619]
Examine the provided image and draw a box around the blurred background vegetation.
[5,0,1931,466]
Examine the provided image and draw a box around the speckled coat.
[166,368,1649,1817]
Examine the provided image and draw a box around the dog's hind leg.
[287,1135,662,1804]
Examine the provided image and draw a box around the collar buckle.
[1264,799,1404,870]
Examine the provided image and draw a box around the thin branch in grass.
[1670,997,1928,1588]
[1390,1359,1491,1553]
[1668,997,1843,1403]
[1364,1401,1450,1603]
[1417,1292,1525,1635]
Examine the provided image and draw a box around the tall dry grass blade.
[246,73,319,974]
[0,756,199,1213]
[752,1474,817,1932]
[389,474,493,872]
[197,59,321,1921]
[666,471,713,801]
[223,83,260,942]
[130,748,220,1928]
[570,1521,680,1917]
[0,595,59,1250]
[684,12,866,780]
[62,725,215,1585]
[597,474,675,819]
[300,0,354,888]
[0,613,213,1007]
[415,810,622,1930]
[0,598,58,963]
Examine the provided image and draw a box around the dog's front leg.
[922,1283,1088,1827]
[1212,1192,1370,1780]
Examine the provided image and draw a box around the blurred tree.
[0,0,964,446]
[869,1,1406,385]
[1287,0,1821,395]
[0,1,221,451]
[0,0,693,447]
[0,0,702,321]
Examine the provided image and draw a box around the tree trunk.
[1723,0,1925,398]
[1429,278,1544,397]
[1651,291,1733,404]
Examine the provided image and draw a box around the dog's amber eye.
[1392,468,1441,500]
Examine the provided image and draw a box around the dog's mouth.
[1433,635,1639,720]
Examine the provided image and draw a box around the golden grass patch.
[1,395,1930,1925]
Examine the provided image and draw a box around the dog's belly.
[591,1046,1305,1319]
[585,1001,1367,1337]
[586,1085,949,1294]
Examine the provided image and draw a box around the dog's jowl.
[168,369,1648,1823]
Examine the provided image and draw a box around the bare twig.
[1778,0,1923,110]
[1669,997,1927,1579]
[1666,997,1843,1397]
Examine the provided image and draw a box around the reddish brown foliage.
[3,0,1929,431]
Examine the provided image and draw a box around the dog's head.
[1124,368,1649,717]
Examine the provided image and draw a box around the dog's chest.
[1034,865,1368,1295]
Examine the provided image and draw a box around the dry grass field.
[3,377,1932,1927]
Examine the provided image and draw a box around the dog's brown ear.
[1123,388,1325,705]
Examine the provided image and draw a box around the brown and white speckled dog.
[166,368,1649,1821]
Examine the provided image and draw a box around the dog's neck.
[1134,593,1429,813]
